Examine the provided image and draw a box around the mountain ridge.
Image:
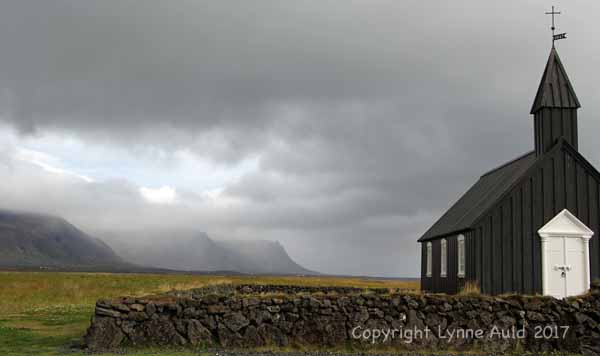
[0,209,127,268]
[0,209,315,275]
[100,229,316,275]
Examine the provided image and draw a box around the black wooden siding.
[420,234,466,294]
[421,141,600,295]
[469,142,600,294]
[534,108,578,155]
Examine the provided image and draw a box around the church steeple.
[531,47,581,156]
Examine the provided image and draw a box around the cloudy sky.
[0,1,599,277]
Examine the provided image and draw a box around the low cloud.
[1,1,599,277]
[140,186,177,205]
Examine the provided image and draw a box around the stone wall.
[84,282,600,355]
[166,284,400,298]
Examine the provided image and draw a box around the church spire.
[531,7,581,156]
[531,48,581,156]
[530,47,580,114]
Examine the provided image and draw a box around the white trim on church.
[538,209,593,298]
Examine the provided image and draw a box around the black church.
[418,45,598,297]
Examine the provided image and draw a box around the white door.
[565,237,586,296]
[546,236,586,298]
[538,209,593,299]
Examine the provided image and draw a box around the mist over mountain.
[0,210,126,268]
[99,230,315,275]
[0,209,314,274]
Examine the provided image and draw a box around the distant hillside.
[0,209,315,275]
[100,230,315,275]
[0,210,127,269]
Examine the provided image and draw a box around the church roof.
[530,47,580,114]
[418,150,537,242]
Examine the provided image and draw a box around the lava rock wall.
[84,283,600,354]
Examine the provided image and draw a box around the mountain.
[100,230,315,275]
[216,239,312,275]
[0,209,314,275]
[0,210,126,269]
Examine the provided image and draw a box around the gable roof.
[538,209,594,238]
[530,47,580,114]
[418,151,537,242]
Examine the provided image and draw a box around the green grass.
[0,271,418,355]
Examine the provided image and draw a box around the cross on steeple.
[545,6,566,47]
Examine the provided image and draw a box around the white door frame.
[538,209,593,298]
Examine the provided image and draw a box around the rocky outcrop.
[84,283,600,353]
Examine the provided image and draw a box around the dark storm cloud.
[0,1,537,138]
[1,0,599,276]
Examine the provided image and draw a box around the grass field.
[0,271,419,356]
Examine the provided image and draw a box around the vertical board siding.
[544,160,554,220]
[523,178,533,294]
[533,170,543,293]
[513,190,523,292]
[485,218,493,294]
[555,152,565,212]
[478,227,484,285]
[596,181,600,278]
[551,109,562,144]
[535,109,578,155]
[493,209,503,294]
[469,230,476,282]
[454,146,600,295]
[590,178,599,277]
[502,202,512,293]
[534,118,540,154]
[420,234,464,294]
[566,154,576,212]
[577,164,587,221]
[422,243,426,291]
[448,235,457,293]
[542,110,552,153]
[432,240,439,292]
[463,230,475,291]
[420,144,600,295]
[563,110,573,149]
[571,111,578,151]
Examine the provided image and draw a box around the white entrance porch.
[538,209,593,298]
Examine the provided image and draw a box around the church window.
[440,239,447,277]
[426,242,432,277]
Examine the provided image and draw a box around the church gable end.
[467,140,600,294]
